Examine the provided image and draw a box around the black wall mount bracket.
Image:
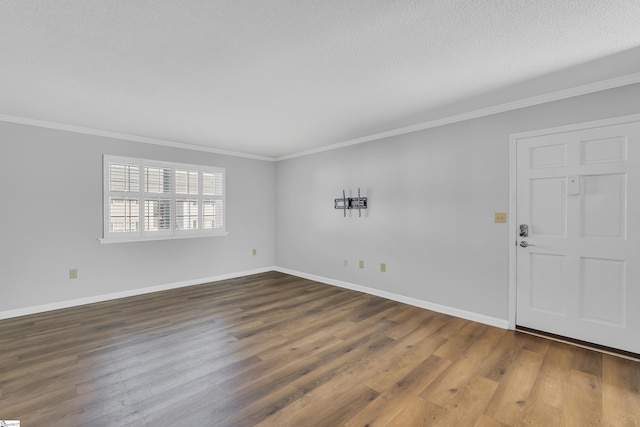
[334,188,367,217]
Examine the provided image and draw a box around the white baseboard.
[274,267,510,329]
[1,266,510,330]
[0,267,275,321]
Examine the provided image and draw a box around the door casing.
[508,113,640,330]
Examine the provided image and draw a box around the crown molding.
[0,114,276,162]
[276,71,640,161]
[2,72,639,162]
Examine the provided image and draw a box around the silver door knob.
[519,241,535,247]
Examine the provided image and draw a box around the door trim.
[507,113,640,330]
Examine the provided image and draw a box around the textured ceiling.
[2,0,640,158]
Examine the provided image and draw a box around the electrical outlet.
[380,263,386,272]
[343,259,348,267]
[252,249,257,256]
[69,269,78,279]
[359,260,364,269]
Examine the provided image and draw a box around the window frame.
[101,155,227,243]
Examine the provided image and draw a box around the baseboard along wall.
[0,267,274,321]
[1,266,510,330]
[274,267,510,329]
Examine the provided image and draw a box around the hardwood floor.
[0,271,638,426]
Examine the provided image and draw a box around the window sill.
[98,232,230,244]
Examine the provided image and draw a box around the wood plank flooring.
[0,271,639,426]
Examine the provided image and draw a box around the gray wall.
[2,83,638,322]
[0,122,275,312]
[275,83,640,322]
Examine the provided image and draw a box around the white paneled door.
[515,117,640,354]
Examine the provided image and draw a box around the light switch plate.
[494,212,507,223]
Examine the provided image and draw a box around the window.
[102,155,226,242]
